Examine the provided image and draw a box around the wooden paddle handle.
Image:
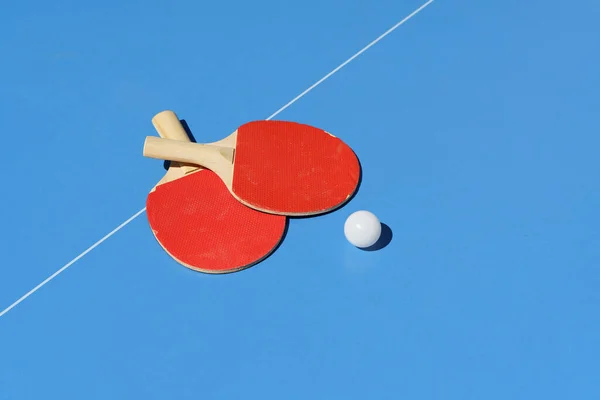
[152,110,190,142]
[143,137,234,168]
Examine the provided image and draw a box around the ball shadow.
[361,223,393,251]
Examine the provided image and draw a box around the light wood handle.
[152,110,190,141]
[143,137,234,170]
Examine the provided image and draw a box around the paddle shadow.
[265,217,290,260]
[163,118,198,170]
[180,119,197,142]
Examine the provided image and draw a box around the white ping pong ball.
[344,210,381,248]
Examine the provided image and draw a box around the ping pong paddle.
[142,114,361,216]
[145,110,287,274]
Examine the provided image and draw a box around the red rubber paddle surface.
[146,169,287,273]
[232,120,361,215]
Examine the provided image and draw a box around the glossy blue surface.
[1,0,599,398]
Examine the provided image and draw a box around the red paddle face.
[146,169,287,273]
[231,120,361,215]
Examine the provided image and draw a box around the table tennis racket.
[145,110,287,274]
[143,114,361,216]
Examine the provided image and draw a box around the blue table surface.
[1,0,599,398]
